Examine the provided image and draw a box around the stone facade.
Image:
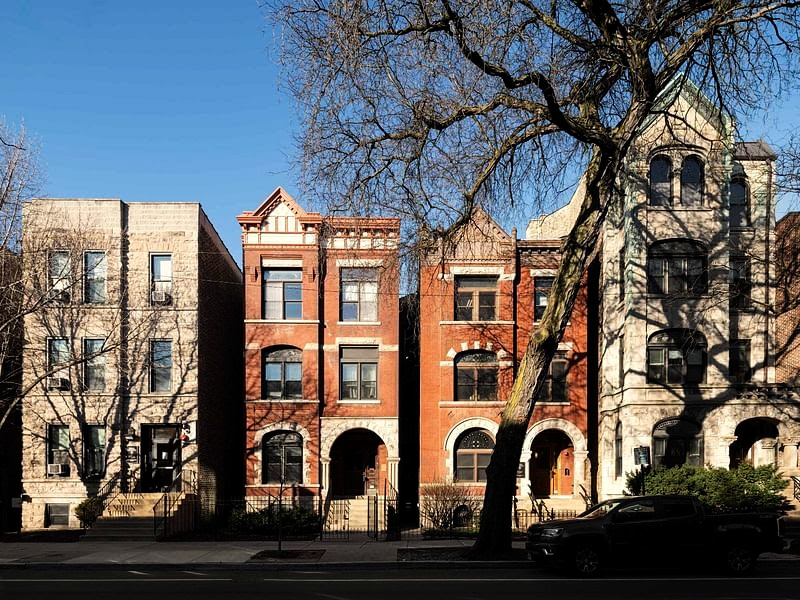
[237,188,400,503]
[20,198,241,530]
[596,78,800,497]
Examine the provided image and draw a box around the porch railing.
[792,475,800,503]
[153,470,198,539]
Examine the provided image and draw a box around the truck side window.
[614,499,657,522]
[663,499,695,518]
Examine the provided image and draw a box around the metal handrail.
[792,475,800,502]
[82,473,121,528]
[152,470,198,538]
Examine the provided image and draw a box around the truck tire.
[721,543,756,576]
[570,544,603,577]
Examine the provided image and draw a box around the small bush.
[419,479,482,529]
[74,497,104,528]
[625,463,789,513]
[228,504,319,537]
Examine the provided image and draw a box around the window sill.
[646,206,713,211]
[338,399,381,404]
[439,401,506,407]
[250,398,317,403]
[730,226,754,232]
[440,320,514,326]
[452,481,487,487]
[536,401,571,406]
[337,321,381,326]
[245,319,320,325]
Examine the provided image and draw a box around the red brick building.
[418,210,592,512]
[776,212,800,385]
[238,189,400,511]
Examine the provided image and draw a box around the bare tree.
[274,0,800,555]
[0,122,41,434]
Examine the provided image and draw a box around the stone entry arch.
[521,418,588,501]
[729,418,779,468]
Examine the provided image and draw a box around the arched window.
[647,329,707,385]
[680,155,704,205]
[455,429,494,482]
[263,347,302,400]
[614,422,623,478]
[455,351,498,401]
[730,177,750,228]
[647,239,708,295]
[653,418,703,467]
[262,430,302,484]
[649,156,672,206]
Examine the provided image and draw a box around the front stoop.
[82,493,165,541]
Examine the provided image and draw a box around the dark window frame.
[647,329,707,386]
[680,155,704,206]
[454,276,498,321]
[730,177,750,228]
[614,422,623,478]
[653,418,703,467]
[339,346,378,401]
[150,253,174,305]
[262,431,303,484]
[455,351,498,402]
[647,240,708,296]
[149,339,172,393]
[455,429,494,482]
[263,268,303,319]
[730,339,752,384]
[537,352,568,403]
[83,424,106,479]
[83,251,106,304]
[730,255,752,310]
[82,338,105,391]
[47,424,70,476]
[340,267,378,322]
[649,155,673,206]
[534,276,555,321]
[263,347,303,400]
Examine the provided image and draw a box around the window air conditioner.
[47,463,66,476]
[46,377,69,391]
[151,290,168,304]
[51,289,71,303]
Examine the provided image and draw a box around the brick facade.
[237,188,400,503]
[418,210,591,510]
[776,212,800,385]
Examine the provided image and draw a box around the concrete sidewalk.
[0,537,524,569]
[0,537,796,570]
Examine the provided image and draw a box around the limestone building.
[596,78,800,497]
[20,198,242,530]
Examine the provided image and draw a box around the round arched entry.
[329,428,386,497]
[729,418,779,468]
[529,430,574,498]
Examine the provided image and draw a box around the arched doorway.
[329,428,385,497]
[529,430,574,498]
[729,418,779,468]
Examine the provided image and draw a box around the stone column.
[387,458,400,491]
[320,458,331,499]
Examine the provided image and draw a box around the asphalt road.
[1,564,799,600]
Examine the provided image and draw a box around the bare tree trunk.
[472,149,615,557]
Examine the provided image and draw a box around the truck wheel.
[721,544,756,576]
[571,545,603,577]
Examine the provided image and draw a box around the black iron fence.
[157,492,578,541]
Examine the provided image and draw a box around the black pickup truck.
[526,495,785,576]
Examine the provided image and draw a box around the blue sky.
[4,1,799,263]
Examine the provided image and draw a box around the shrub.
[227,504,319,537]
[625,463,789,513]
[74,496,104,528]
[419,479,482,529]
